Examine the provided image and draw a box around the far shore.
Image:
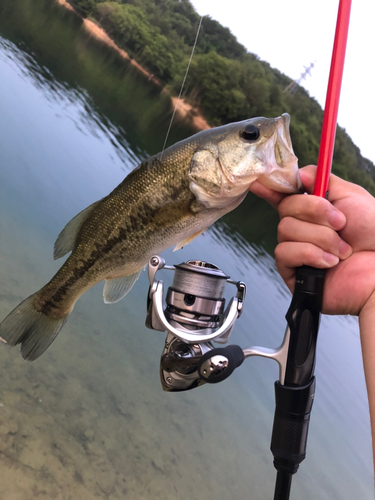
[56,0,211,131]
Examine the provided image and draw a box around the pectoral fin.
[54,199,102,259]
[173,229,206,251]
[103,270,143,304]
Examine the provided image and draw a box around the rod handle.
[284,266,325,386]
[271,377,316,474]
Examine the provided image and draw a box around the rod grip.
[271,377,316,474]
[284,266,325,386]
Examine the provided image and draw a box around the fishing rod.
[145,1,351,498]
[271,0,352,498]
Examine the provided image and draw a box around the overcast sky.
[190,0,375,166]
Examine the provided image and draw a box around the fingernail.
[323,252,339,266]
[328,209,346,229]
[338,240,352,258]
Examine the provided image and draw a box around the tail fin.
[0,295,68,361]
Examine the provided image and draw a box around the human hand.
[249,165,375,316]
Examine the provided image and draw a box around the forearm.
[359,291,375,471]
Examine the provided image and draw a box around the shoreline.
[56,0,210,131]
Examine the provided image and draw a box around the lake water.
[0,1,373,499]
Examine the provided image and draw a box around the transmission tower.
[283,61,316,93]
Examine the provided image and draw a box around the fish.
[0,113,301,361]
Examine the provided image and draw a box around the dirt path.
[56,0,210,130]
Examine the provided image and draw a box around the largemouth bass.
[0,113,301,360]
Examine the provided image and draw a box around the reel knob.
[198,345,245,383]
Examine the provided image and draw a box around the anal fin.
[103,270,143,304]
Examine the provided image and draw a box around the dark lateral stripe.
[39,195,192,315]
[40,225,130,315]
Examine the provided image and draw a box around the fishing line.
[161,15,204,158]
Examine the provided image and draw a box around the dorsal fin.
[54,199,102,260]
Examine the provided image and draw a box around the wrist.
[358,288,375,472]
[358,290,375,472]
[359,290,375,328]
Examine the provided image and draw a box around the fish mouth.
[255,114,303,194]
[272,114,303,193]
[279,113,293,149]
[276,114,296,167]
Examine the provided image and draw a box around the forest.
[68,0,375,194]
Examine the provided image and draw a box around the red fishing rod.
[315,0,352,197]
[271,1,352,499]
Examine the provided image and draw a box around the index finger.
[248,164,316,209]
[248,180,288,209]
[278,194,347,231]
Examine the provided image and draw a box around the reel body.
[146,255,245,391]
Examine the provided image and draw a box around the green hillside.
[69,0,375,194]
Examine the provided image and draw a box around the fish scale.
[0,114,302,360]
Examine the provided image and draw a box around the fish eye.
[240,125,260,141]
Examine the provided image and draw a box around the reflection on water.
[0,1,373,499]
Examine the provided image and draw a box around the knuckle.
[322,203,333,219]
[274,243,285,263]
[278,216,290,232]
[278,196,295,218]
[318,227,339,253]
[302,245,315,261]
[327,231,339,249]
[277,217,290,241]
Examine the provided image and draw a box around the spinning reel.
[146,255,290,392]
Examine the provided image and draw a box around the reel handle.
[198,345,245,383]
